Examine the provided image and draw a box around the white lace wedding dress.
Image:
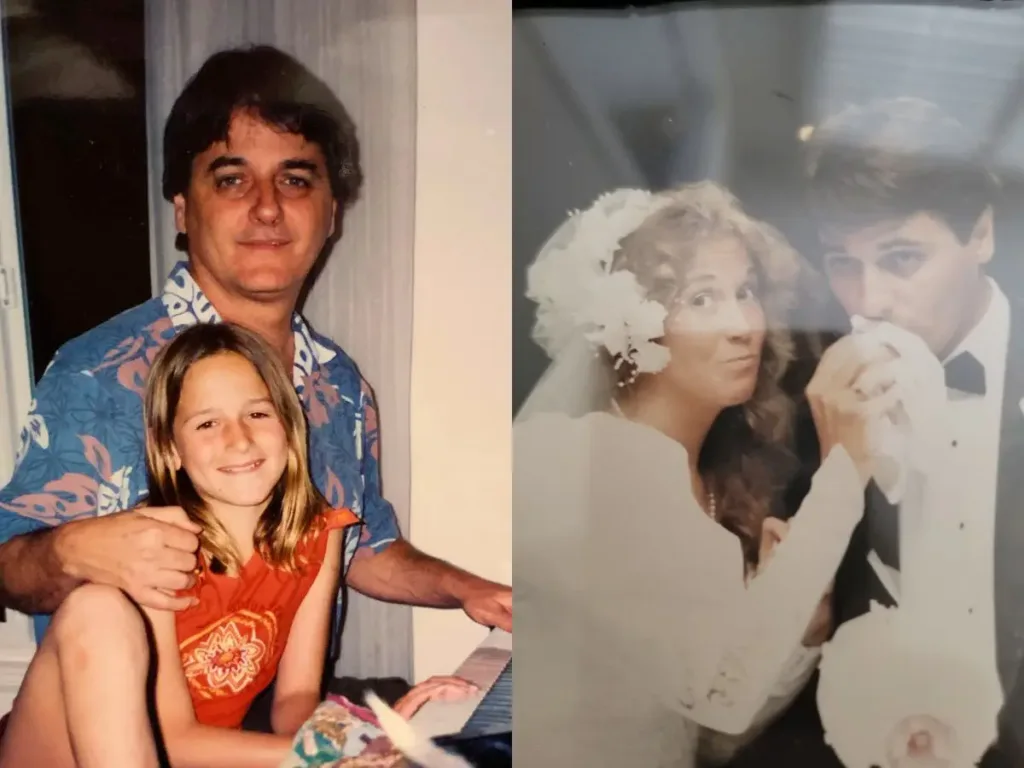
[514,410,865,768]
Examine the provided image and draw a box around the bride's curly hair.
[611,181,816,565]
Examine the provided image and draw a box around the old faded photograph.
[513,2,1024,766]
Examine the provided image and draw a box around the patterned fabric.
[175,507,359,728]
[182,610,278,695]
[282,695,406,768]
[0,261,401,643]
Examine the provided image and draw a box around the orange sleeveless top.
[174,507,360,728]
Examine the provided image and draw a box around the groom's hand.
[807,334,900,481]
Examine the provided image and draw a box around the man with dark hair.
[161,45,363,257]
[0,44,510,715]
[806,97,1002,359]
[801,97,1024,766]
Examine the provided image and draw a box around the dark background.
[4,0,150,380]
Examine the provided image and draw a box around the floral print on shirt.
[283,695,406,768]
[0,261,401,643]
[179,609,279,699]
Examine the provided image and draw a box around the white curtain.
[144,0,416,682]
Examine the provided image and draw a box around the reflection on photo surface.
[514,3,1024,766]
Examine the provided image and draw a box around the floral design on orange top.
[181,609,278,699]
[174,506,360,728]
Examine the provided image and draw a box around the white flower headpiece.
[526,189,674,383]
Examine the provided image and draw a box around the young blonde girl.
[0,323,470,768]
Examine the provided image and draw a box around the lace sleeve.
[698,644,821,764]
[686,446,864,735]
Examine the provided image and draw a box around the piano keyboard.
[411,628,512,739]
[460,659,511,738]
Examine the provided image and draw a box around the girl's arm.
[271,527,343,735]
[141,607,293,768]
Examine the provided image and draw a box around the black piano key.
[459,660,512,738]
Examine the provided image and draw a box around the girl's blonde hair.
[144,322,324,573]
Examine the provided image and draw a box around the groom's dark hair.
[804,97,1000,250]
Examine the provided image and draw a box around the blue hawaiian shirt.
[0,262,401,645]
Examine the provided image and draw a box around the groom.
[801,97,1024,766]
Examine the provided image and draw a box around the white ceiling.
[519,3,1024,176]
[809,4,1024,163]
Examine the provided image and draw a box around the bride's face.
[658,236,766,408]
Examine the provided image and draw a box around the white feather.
[364,691,474,768]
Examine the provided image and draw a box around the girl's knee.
[50,585,146,648]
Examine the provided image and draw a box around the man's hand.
[458,578,512,633]
[807,333,901,484]
[54,507,201,611]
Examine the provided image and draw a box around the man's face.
[820,209,993,357]
[174,110,337,304]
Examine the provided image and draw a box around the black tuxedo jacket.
[786,299,1024,765]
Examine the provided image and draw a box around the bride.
[514,182,894,767]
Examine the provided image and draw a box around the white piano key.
[410,628,512,738]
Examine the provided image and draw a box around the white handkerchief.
[848,316,948,504]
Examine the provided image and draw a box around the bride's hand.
[806,334,901,484]
[758,517,833,647]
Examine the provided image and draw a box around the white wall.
[409,0,511,682]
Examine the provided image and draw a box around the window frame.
[0,15,31,488]
[0,16,44,666]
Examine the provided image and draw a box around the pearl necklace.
[609,399,719,521]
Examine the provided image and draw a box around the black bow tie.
[944,351,986,395]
